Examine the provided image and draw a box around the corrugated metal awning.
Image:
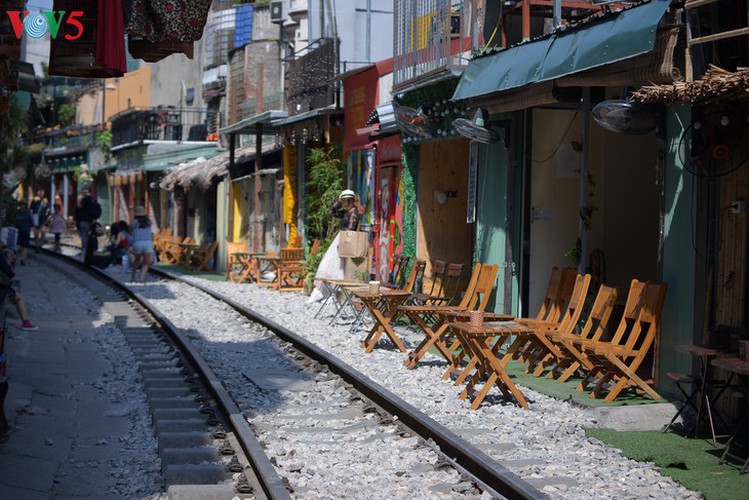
[272,105,342,127]
[453,0,671,101]
[219,110,288,135]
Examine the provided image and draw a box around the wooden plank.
[689,27,749,46]
[685,0,722,9]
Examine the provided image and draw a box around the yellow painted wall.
[76,66,152,126]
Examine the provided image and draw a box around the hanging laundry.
[127,39,194,63]
[95,0,127,75]
[122,0,211,62]
[123,0,212,43]
[49,0,126,78]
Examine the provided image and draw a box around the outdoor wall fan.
[686,111,746,178]
[452,107,501,144]
[393,104,434,139]
[592,100,658,135]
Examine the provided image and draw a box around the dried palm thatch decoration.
[632,65,749,104]
[159,147,259,191]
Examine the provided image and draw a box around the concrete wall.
[309,0,393,68]
[528,107,660,311]
[148,40,205,110]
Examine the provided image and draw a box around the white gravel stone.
[93,260,702,500]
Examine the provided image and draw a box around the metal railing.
[110,107,219,147]
[393,0,472,91]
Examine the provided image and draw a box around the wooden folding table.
[449,321,532,409]
[353,289,413,353]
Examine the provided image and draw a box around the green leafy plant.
[302,239,332,294]
[57,103,76,126]
[305,146,344,241]
[302,147,345,293]
[565,173,597,266]
[95,129,113,161]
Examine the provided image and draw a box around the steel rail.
[45,251,291,500]
[152,267,544,500]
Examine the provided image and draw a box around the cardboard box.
[344,257,370,280]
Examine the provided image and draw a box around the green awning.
[453,0,671,101]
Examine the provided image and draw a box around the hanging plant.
[73,164,92,184]
[34,163,52,179]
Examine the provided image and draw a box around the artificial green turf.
[502,359,666,407]
[155,263,227,282]
[586,429,749,499]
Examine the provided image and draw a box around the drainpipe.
[578,87,591,275]
[254,124,263,252]
[228,133,235,243]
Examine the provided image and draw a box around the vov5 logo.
[5,10,84,40]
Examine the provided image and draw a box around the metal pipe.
[366,0,372,62]
[553,0,562,29]
[578,87,590,275]
[255,124,263,252]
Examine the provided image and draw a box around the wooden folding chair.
[226,241,247,282]
[277,247,305,291]
[439,262,467,306]
[409,260,447,306]
[545,283,618,382]
[512,267,578,364]
[386,254,410,289]
[161,236,191,265]
[399,263,501,370]
[186,242,218,271]
[153,229,174,261]
[576,280,667,402]
[500,273,592,377]
[350,259,426,332]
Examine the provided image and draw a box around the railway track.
[47,248,543,499]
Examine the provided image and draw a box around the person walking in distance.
[29,189,50,252]
[129,206,154,283]
[45,204,66,253]
[74,187,96,258]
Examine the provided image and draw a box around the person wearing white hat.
[305,189,361,303]
[330,189,360,231]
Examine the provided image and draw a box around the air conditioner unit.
[270,0,287,24]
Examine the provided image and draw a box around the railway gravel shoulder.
[145,268,702,500]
